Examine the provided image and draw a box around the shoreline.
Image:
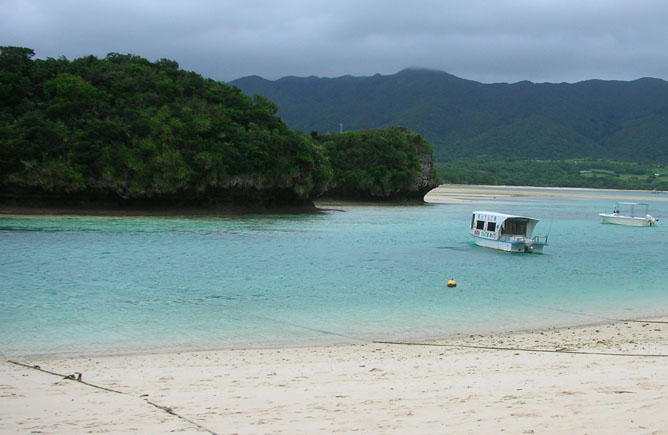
[2,185,665,216]
[0,203,323,217]
[8,311,668,361]
[3,316,667,433]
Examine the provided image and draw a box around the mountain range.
[230,69,668,162]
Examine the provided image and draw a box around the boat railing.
[533,234,548,245]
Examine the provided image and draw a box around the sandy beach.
[2,318,668,434]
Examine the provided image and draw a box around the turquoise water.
[1,188,667,357]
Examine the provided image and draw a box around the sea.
[1,186,667,358]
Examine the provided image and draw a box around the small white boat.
[470,211,548,253]
[599,202,659,226]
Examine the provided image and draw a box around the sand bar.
[2,318,668,434]
[424,184,668,203]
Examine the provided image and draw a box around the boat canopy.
[472,211,540,224]
[611,202,649,217]
[471,211,540,237]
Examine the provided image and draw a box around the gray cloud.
[1,0,667,83]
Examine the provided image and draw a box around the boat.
[469,211,548,253]
[599,202,659,226]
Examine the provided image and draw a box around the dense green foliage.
[0,47,332,205]
[231,69,668,164]
[315,127,435,198]
[436,159,668,191]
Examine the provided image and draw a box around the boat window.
[471,214,475,229]
[476,220,485,230]
[487,222,496,232]
[503,219,527,235]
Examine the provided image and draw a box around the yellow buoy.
[447,279,457,288]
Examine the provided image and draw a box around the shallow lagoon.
[1,187,667,357]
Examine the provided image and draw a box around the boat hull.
[471,235,545,253]
[599,213,657,227]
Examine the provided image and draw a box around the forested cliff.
[0,47,437,209]
[315,127,436,200]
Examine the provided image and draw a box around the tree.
[0,47,333,205]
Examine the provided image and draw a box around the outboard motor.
[524,239,534,253]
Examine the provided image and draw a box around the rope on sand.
[372,340,668,357]
[509,301,668,326]
[241,312,668,357]
[621,319,668,324]
[4,359,218,435]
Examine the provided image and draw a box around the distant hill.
[230,69,668,162]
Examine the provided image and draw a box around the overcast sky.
[2,0,667,84]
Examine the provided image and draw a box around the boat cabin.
[470,211,547,253]
[470,212,538,240]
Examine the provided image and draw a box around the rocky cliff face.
[414,148,438,197]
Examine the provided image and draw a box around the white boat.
[469,211,548,253]
[599,202,659,226]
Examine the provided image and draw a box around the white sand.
[424,184,668,203]
[2,319,668,434]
